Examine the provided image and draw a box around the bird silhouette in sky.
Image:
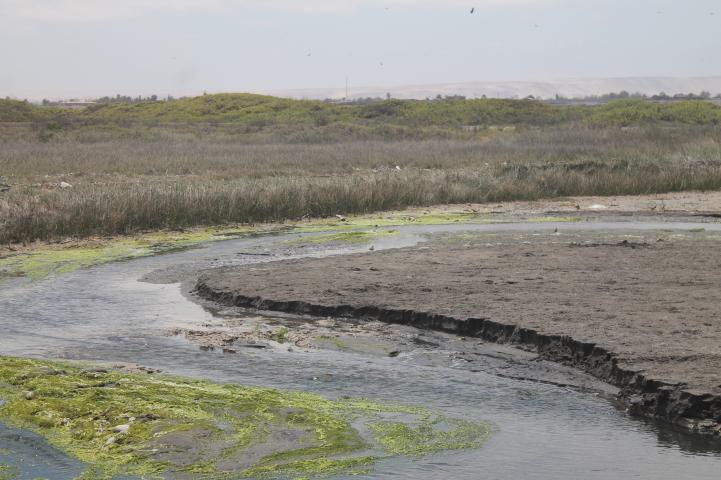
[470,7,475,14]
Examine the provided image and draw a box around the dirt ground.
[438,190,721,217]
[198,228,721,397]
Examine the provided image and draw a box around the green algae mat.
[0,357,491,479]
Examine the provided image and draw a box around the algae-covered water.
[1,218,721,479]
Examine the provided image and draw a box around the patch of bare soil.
[459,190,721,216]
[197,229,721,435]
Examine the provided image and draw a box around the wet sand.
[197,227,721,436]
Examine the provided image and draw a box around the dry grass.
[2,125,721,244]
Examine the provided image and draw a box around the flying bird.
[470,7,475,14]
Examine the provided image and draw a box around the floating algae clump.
[0,357,491,479]
[0,464,17,480]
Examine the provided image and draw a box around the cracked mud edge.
[195,280,721,438]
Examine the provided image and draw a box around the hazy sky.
[1,0,719,99]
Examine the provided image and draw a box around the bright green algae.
[0,226,266,281]
[0,464,17,480]
[0,357,491,479]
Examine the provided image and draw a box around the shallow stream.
[2,217,721,479]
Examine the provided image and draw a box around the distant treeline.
[2,92,721,128]
[550,90,721,104]
[32,90,721,107]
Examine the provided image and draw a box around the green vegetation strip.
[0,357,491,479]
[4,94,721,126]
[0,226,269,281]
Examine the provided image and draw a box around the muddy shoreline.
[196,228,721,437]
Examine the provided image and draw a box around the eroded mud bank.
[196,229,721,437]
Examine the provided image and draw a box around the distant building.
[57,100,96,109]
[41,99,96,109]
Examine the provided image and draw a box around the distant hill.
[267,76,721,101]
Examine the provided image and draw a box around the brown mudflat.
[197,228,721,433]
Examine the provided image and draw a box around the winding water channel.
[2,218,721,479]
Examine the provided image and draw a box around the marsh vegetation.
[1,95,720,244]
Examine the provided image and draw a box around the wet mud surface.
[197,228,721,435]
[169,304,617,397]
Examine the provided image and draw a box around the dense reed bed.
[2,124,720,244]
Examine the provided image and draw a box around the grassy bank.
[2,125,721,244]
[1,94,721,244]
[0,356,490,479]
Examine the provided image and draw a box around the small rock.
[24,391,35,400]
[112,424,130,434]
[105,436,117,446]
[698,420,717,429]
[59,181,73,189]
[222,348,237,354]
[388,351,401,358]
